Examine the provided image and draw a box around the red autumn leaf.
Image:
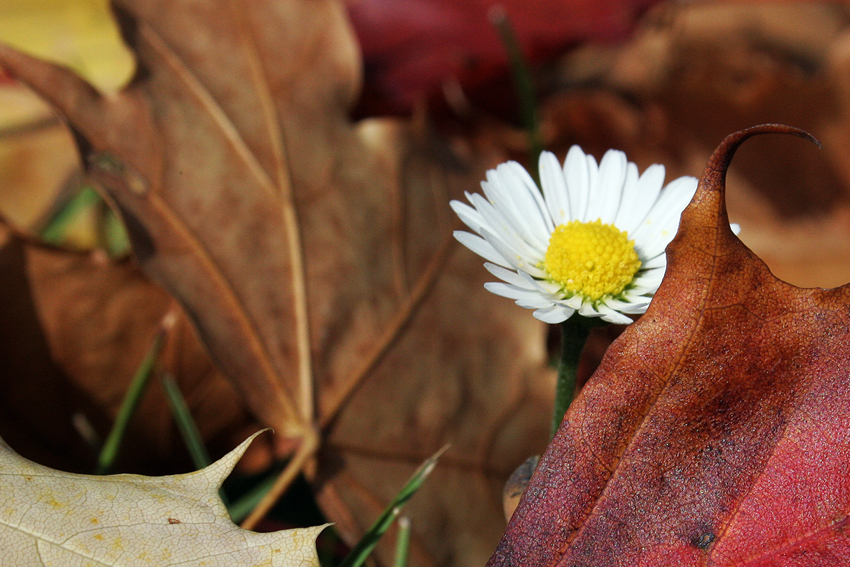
[487,125,850,566]
[347,0,659,116]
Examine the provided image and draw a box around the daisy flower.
[451,146,700,326]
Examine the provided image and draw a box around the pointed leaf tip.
[678,124,822,243]
[204,428,271,487]
[699,123,821,197]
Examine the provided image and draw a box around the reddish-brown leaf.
[346,0,659,116]
[487,125,850,566]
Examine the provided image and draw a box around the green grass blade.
[159,372,211,470]
[225,469,278,524]
[491,7,544,176]
[392,516,411,567]
[95,315,172,474]
[101,204,131,257]
[40,185,102,244]
[338,446,447,567]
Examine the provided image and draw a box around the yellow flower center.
[543,219,641,301]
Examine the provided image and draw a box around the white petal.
[622,292,652,305]
[514,269,560,294]
[470,193,544,263]
[484,282,549,306]
[597,304,634,325]
[564,145,591,222]
[516,297,557,309]
[635,234,673,264]
[533,304,574,324]
[615,163,665,234]
[483,163,551,249]
[603,297,649,314]
[636,266,666,284]
[641,253,668,270]
[539,151,571,225]
[481,227,548,278]
[631,176,697,253]
[503,161,556,234]
[454,231,511,267]
[450,200,486,234]
[586,149,627,224]
[584,154,599,221]
[578,302,603,318]
[484,263,538,289]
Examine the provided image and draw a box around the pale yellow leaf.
[0,431,326,566]
[0,0,134,93]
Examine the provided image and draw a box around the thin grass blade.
[338,445,447,567]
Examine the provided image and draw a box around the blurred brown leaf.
[0,221,256,475]
[0,1,553,565]
[542,2,850,289]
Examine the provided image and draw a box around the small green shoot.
[337,446,448,567]
[95,313,174,474]
[102,203,131,256]
[40,185,102,245]
[39,183,130,256]
[160,372,211,470]
[226,469,278,524]
[490,6,544,175]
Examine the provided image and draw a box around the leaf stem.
[239,427,319,530]
[550,318,593,437]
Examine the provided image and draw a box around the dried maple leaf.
[0,1,552,565]
[0,431,325,566]
[487,125,850,566]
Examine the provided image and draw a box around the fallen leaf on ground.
[487,125,850,566]
[0,431,325,566]
[0,220,259,475]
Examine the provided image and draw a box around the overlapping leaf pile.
[4,2,850,567]
[0,1,553,565]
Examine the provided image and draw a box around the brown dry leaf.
[0,430,325,566]
[0,1,552,565]
[0,221,257,474]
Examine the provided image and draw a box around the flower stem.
[551,318,593,437]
